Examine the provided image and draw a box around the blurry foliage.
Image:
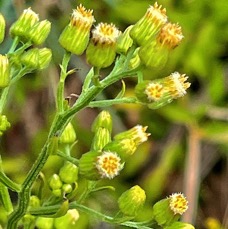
[0,0,227,228]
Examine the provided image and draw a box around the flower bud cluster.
[78,111,150,180]
[49,161,78,197]
[10,8,51,45]
[59,4,122,69]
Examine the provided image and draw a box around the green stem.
[29,202,153,229]
[0,156,13,213]
[56,150,79,165]
[0,171,21,192]
[88,97,138,108]
[0,183,13,213]
[7,37,20,54]
[56,51,71,112]
[92,67,100,86]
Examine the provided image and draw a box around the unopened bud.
[165,222,195,229]
[54,209,79,229]
[21,48,39,69]
[28,20,51,45]
[116,25,133,54]
[0,14,6,44]
[36,217,54,229]
[49,174,62,190]
[59,161,78,184]
[118,185,146,216]
[59,122,76,144]
[62,184,73,194]
[91,110,112,133]
[10,8,39,42]
[37,48,52,70]
[91,127,111,151]
[0,55,10,88]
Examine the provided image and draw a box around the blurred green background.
[0,0,227,228]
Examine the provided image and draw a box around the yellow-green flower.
[59,4,95,55]
[130,2,167,46]
[86,22,121,68]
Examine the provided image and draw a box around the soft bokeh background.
[0,0,227,228]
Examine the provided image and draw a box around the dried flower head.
[92,22,121,46]
[169,193,188,215]
[71,4,95,29]
[157,23,184,49]
[96,151,124,179]
[164,72,191,99]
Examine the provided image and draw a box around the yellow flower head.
[146,2,168,27]
[169,193,188,215]
[157,22,184,49]
[145,82,165,102]
[71,4,95,29]
[96,151,124,179]
[164,72,191,99]
[92,22,121,46]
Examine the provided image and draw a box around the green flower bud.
[54,209,79,229]
[103,138,137,160]
[0,115,11,136]
[59,4,95,55]
[114,125,150,147]
[79,151,124,180]
[86,23,121,68]
[59,161,78,184]
[0,55,10,89]
[49,174,63,190]
[165,222,195,229]
[62,184,72,194]
[20,48,39,69]
[29,195,40,208]
[153,193,188,227]
[116,25,133,54]
[36,217,54,229]
[0,14,6,44]
[128,47,141,69]
[10,8,39,42]
[52,189,62,197]
[91,127,111,151]
[118,185,146,216]
[28,20,51,45]
[37,48,52,70]
[91,110,112,133]
[59,122,76,144]
[139,23,184,69]
[130,2,167,46]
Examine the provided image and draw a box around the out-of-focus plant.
[0,0,226,228]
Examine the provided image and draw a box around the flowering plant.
[0,2,194,229]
